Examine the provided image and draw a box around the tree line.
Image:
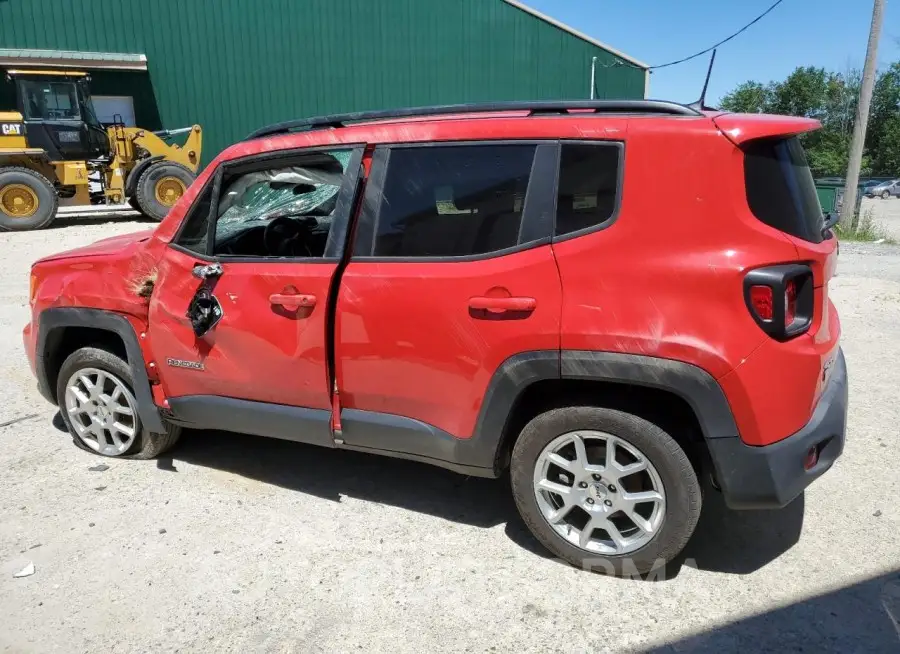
[718,62,900,178]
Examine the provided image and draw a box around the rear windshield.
[743,136,824,243]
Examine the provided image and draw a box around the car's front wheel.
[882,190,891,199]
[510,406,701,576]
[56,346,182,459]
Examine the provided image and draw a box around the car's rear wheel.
[56,346,182,459]
[510,406,701,576]
[882,190,891,199]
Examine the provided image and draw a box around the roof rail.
[245,100,701,140]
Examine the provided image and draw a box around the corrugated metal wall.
[0,0,645,163]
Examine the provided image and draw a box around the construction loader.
[0,69,202,231]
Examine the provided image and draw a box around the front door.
[148,145,364,412]
[336,142,562,442]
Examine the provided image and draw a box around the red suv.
[23,101,847,574]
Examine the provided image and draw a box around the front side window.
[555,143,621,237]
[212,149,352,258]
[18,80,81,120]
[371,144,537,258]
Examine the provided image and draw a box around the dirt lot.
[861,195,900,242]
[1,218,899,653]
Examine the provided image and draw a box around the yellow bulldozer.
[0,69,202,231]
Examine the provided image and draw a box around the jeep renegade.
[23,101,847,574]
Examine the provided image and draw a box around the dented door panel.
[148,247,336,409]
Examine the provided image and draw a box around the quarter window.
[174,181,214,254]
[555,143,621,237]
[372,144,537,257]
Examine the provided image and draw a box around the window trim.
[550,139,625,243]
[351,139,559,263]
[170,144,365,264]
[170,169,220,257]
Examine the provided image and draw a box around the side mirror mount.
[186,287,223,338]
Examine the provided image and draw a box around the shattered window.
[213,150,351,257]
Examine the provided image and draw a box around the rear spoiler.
[712,113,821,146]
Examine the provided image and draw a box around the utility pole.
[840,0,884,231]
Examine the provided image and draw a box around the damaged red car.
[23,101,847,574]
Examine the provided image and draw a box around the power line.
[649,0,786,70]
[602,0,787,71]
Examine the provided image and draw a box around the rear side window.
[555,143,621,237]
[744,137,824,244]
[372,144,536,257]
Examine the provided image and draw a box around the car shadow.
[172,429,516,529]
[667,483,805,577]
[649,568,900,651]
[159,428,804,577]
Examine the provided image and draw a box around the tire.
[882,191,890,199]
[127,196,143,213]
[56,346,182,460]
[135,161,195,221]
[0,166,58,231]
[510,407,701,576]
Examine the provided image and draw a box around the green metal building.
[0,0,648,164]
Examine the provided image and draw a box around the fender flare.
[36,308,165,433]
[124,155,165,198]
[468,350,738,472]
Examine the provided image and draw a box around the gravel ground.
[1,218,899,653]
[861,196,900,242]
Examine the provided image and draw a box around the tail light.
[749,285,773,321]
[785,279,797,324]
[744,264,813,340]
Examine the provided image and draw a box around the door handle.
[468,296,536,312]
[269,293,316,309]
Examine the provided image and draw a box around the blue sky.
[525,0,900,104]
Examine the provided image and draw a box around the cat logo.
[1,122,23,136]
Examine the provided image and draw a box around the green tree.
[868,63,900,173]
[766,67,831,118]
[720,81,769,113]
[718,62,900,177]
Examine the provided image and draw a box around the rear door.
[335,141,562,443]
[149,145,364,411]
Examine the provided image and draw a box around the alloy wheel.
[532,430,666,555]
[64,367,140,456]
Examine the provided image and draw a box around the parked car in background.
[865,179,900,198]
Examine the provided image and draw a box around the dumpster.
[815,179,864,216]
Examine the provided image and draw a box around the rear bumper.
[708,348,847,509]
